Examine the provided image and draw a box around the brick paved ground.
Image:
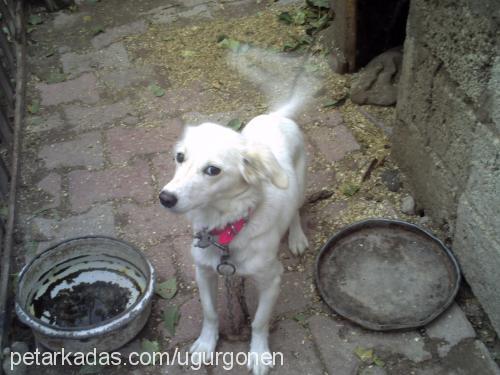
[11,0,500,374]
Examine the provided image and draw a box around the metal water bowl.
[15,236,156,352]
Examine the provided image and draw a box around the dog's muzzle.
[159,190,178,208]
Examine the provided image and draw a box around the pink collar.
[209,213,250,246]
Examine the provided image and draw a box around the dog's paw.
[288,229,308,256]
[190,335,217,363]
[247,351,274,375]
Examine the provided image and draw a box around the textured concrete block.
[408,0,497,104]
[453,124,500,334]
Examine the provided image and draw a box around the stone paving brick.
[307,124,360,163]
[36,172,62,210]
[246,271,312,317]
[147,241,177,281]
[426,303,476,357]
[91,20,147,49]
[115,202,191,246]
[142,5,180,25]
[157,81,211,114]
[36,73,100,106]
[68,160,153,212]
[178,4,213,19]
[172,234,196,284]
[61,42,130,76]
[415,340,500,375]
[167,297,203,349]
[107,119,183,164]
[39,131,104,169]
[98,66,152,90]
[32,203,115,248]
[63,99,131,131]
[270,319,325,375]
[212,340,249,375]
[27,112,65,133]
[52,12,84,29]
[308,315,431,375]
[152,152,177,188]
[299,109,344,128]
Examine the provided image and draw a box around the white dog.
[159,111,308,375]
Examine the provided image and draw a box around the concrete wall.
[393,0,500,333]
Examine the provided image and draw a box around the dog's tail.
[228,47,321,119]
[270,89,309,119]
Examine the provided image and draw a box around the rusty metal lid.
[315,219,461,331]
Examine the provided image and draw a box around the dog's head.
[159,122,288,213]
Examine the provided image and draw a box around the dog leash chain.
[194,229,236,276]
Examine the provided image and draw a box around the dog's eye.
[175,152,185,163]
[204,166,221,176]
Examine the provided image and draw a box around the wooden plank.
[330,0,357,73]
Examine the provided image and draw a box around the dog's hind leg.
[190,266,219,361]
[288,150,308,255]
[288,212,308,255]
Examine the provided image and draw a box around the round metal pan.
[315,219,461,331]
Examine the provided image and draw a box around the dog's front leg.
[248,262,283,375]
[190,265,219,362]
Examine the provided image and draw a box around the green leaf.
[323,95,347,108]
[309,0,330,9]
[149,84,165,97]
[293,11,306,25]
[29,14,43,26]
[28,101,40,114]
[218,37,240,53]
[79,364,103,374]
[46,72,67,84]
[0,206,8,217]
[354,346,374,362]
[163,305,180,337]
[293,312,306,323]
[156,277,177,300]
[87,0,101,4]
[278,11,293,24]
[227,118,243,131]
[181,50,196,57]
[29,116,43,126]
[91,26,105,36]
[373,356,385,367]
[310,14,329,30]
[141,339,160,365]
[341,183,360,197]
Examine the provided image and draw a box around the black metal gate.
[0,0,26,363]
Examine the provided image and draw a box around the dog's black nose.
[159,191,177,208]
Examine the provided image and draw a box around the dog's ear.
[240,144,288,189]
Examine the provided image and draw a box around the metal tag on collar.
[194,229,212,248]
[217,254,236,276]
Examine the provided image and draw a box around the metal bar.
[0,0,24,362]
[0,63,14,112]
[0,28,16,75]
[0,0,15,37]
[0,157,10,197]
[0,109,12,148]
